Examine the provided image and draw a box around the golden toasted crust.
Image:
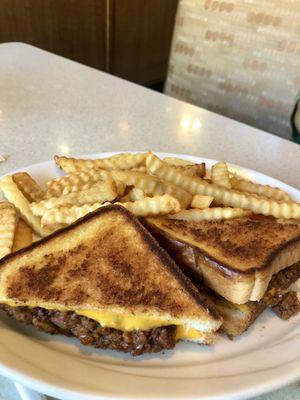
[145,217,300,273]
[0,205,221,329]
[144,217,300,303]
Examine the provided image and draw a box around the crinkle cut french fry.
[116,194,180,217]
[111,170,191,208]
[174,164,206,177]
[130,166,147,173]
[163,157,195,166]
[169,208,250,222]
[12,172,45,202]
[31,180,117,215]
[41,202,109,227]
[115,180,126,196]
[0,176,46,237]
[230,176,291,202]
[42,194,180,227]
[0,202,17,258]
[120,188,146,202]
[54,153,146,173]
[191,195,214,209]
[146,153,300,219]
[164,158,206,178]
[12,219,33,252]
[211,162,231,189]
[146,153,201,191]
[46,169,111,198]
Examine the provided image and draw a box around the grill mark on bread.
[145,218,300,275]
[106,253,133,278]
[0,205,220,321]
[68,259,90,279]
[68,287,88,304]
[7,263,63,302]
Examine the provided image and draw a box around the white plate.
[0,152,299,400]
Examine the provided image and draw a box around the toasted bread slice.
[0,205,221,334]
[144,217,300,304]
[212,262,300,336]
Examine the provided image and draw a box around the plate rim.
[0,151,299,400]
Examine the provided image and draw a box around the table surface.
[0,42,299,400]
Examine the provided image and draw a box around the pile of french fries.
[0,151,299,259]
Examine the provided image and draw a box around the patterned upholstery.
[165,0,300,140]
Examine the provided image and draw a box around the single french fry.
[191,195,214,209]
[42,194,180,227]
[120,188,146,202]
[230,176,291,202]
[117,194,180,217]
[115,180,126,196]
[42,223,66,233]
[163,157,195,166]
[164,158,206,178]
[169,208,250,222]
[41,202,109,227]
[0,202,17,258]
[146,152,201,192]
[146,153,300,219]
[211,162,231,189]
[12,172,45,202]
[54,153,146,173]
[175,164,206,177]
[12,219,33,252]
[31,180,117,215]
[0,176,47,236]
[130,166,147,173]
[46,169,111,198]
[111,170,192,208]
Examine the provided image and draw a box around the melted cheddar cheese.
[76,309,169,330]
[175,325,205,341]
[3,301,204,341]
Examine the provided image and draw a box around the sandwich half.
[0,205,222,355]
[143,216,300,337]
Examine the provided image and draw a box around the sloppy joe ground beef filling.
[1,305,176,356]
[254,263,300,319]
[272,291,300,319]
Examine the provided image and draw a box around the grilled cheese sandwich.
[0,205,221,354]
[144,216,300,337]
